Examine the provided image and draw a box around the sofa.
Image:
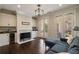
[68,36,79,54]
[45,36,79,54]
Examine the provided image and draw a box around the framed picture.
[22,22,30,25]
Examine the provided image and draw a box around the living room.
[0,4,79,54]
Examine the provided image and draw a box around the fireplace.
[20,32,31,41]
[16,30,35,44]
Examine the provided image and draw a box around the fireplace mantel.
[19,30,32,33]
[16,30,36,44]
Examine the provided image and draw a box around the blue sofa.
[46,36,79,54]
[68,36,79,54]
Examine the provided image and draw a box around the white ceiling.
[0,4,74,16]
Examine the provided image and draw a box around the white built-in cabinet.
[56,15,64,34]
[54,7,79,44]
[56,13,74,33]
[0,33,9,46]
[55,7,79,38]
[0,13,16,26]
[31,31,37,38]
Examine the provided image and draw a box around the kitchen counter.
[0,31,17,34]
[0,26,16,33]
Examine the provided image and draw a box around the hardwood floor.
[0,38,46,54]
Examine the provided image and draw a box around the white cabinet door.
[64,13,74,32]
[0,33,9,46]
[8,14,16,26]
[56,15,65,38]
[0,13,16,26]
[31,31,37,38]
[0,13,9,26]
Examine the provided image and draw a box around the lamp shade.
[73,26,79,31]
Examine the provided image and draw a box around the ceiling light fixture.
[59,4,62,6]
[17,5,21,8]
[35,4,44,16]
[32,4,44,19]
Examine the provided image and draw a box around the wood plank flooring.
[0,38,46,54]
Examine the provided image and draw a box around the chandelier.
[32,4,44,19]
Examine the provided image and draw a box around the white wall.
[17,14,32,31]
[74,8,79,36]
[16,13,33,44]
[32,19,37,27]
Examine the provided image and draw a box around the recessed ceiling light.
[17,5,21,8]
[59,4,62,6]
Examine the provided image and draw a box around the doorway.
[43,18,48,38]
